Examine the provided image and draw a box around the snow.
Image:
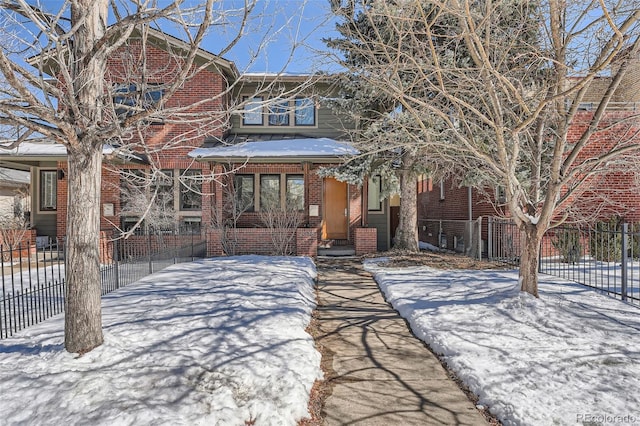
[0,142,145,162]
[188,138,359,159]
[418,241,441,252]
[0,256,322,425]
[364,259,640,426]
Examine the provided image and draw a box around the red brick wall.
[54,41,226,237]
[355,227,377,255]
[296,228,318,257]
[417,110,640,228]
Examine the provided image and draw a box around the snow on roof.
[0,168,29,184]
[0,142,146,163]
[0,142,67,156]
[188,138,359,160]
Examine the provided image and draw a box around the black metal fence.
[540,222,640,305]
[418,218,483,259]
[486,217,640,305]
[0,231,206,339]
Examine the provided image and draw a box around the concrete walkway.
[315,258,488,426]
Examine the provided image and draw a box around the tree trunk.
[64,146,104,353]
[519,224,541,297]
[393,160,418,252]
[63,0,109,353]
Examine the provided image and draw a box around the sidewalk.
[315,258,488,426]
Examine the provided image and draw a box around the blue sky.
[206,0,340,73]
[11,0,340,74]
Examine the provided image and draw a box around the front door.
[323,177,348,240]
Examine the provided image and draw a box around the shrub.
[589,218,622,262]
[552,229,582,263]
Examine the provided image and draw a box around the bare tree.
[325,0,640,297]
[258,185,304,255]
[210,170,254,256]
[0,0,307,353]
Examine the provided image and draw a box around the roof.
[0,168,29,185]
[189,138,359,163]
[28,26,238,81]
[0,142,147,164]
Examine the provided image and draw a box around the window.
[368,176,382,212]
[496,186,506,204]
[268,99,290,126]
[260,175,281,210]
[180,170,202,211]
[294,97,315,126]
[286,175,304,211]
[154,170,174,214]
[114,83,163,120]
[243,96,264,125]
[39,170,57,211]
[439,180,445,200]
[181,217,201,234]
[234,175,255,212]
[120,169,203,233]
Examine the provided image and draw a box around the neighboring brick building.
[418,56,640,253]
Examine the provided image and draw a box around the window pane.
[154,170,174,220]
[181,217,201,234]
[234,175,255,212]
[286,175,304,211]
[40,170,57,211]
[260,175,281,210]
[368,176,382,211]
[114,83,163,119]
[120,169,147,216]
[243,96,264,125]
[180,170,202,210]
[268,100,290,126]
[294,98,315,126]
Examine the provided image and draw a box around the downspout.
[362,178,368,227]
[468,186,473,220]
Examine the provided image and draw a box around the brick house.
[0,28,380,256]
[418,55,640,253]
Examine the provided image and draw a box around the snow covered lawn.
[0,256,321,426]
[364,259,640,426]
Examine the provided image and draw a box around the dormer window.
[240,96,316,128]
[242,96,264,126]
[294,97,315,126]
[268,99,290,126]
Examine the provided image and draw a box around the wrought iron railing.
[0,230,206,339]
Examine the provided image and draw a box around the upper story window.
[294,97,315,126]
[39,170,57,212]
[243,96,264,126]
[268,99,290,126]
[113,83,164,120]
[241,96,316,128]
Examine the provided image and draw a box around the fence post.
[621,223,628,301]
[476,216,483,260]
[488,217,493,261]
[147,232,153,275]
[114,237,120,290]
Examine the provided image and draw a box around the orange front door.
[323,177,348,239]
